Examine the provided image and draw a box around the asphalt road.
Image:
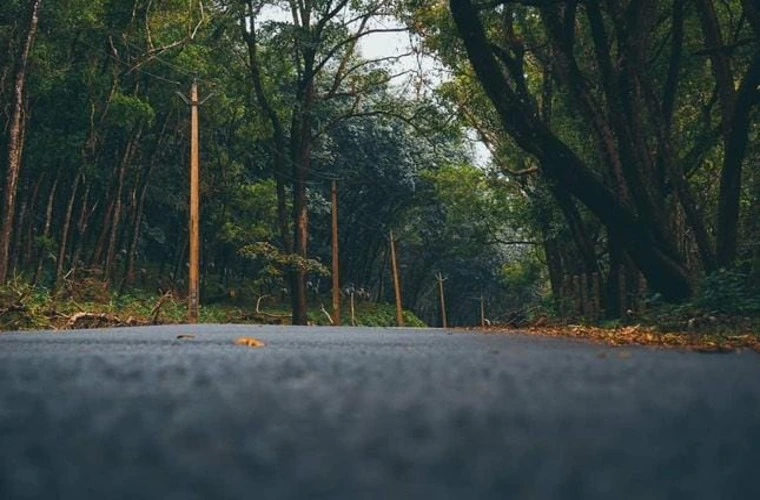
[1,325,759,500]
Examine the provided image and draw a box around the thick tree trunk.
[642,0,717,273]
[750,158,760,284]
[242,7,307,323]
[0,0,42,284]
[606,229,623,320]
[584,1,667,239]
[715,52,760,266]
[289,80,314,325]
[241,9,292,253]
[551,186,599,275]
[543,235,564,309]
[450,0,693,301]
[694,0,760,267]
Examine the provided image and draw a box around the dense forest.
[1,0,759,328]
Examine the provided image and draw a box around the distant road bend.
[1,325,759,499]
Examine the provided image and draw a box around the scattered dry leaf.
[235,337,265,348]
[479,323,760,354]
[176,334,196,340]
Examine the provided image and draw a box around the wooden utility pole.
[480,294,485,328]
[350,291,356,326]
[176,80,203,323]
[389,230,404,327]
[331,179,341,325]
[188,80,200,323]
[436,272,448,328]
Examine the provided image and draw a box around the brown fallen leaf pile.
[486,324,760,354]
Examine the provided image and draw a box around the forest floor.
[0,281,424,332]
[485,318,760,354]
[2,281,759,354]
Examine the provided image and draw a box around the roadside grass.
[0,280,425,332]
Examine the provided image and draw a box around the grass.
[0,280,425,332]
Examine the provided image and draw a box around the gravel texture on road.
[1,325,759,499]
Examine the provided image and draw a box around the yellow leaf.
[235,337,265,348]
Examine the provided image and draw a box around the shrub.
[697,269,760,315]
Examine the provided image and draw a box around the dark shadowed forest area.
[1,0,759,335]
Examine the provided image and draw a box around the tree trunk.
[551,186,599,275]
[56,170,82,284]
[122,115,169,290]
[33,173,60,284]
[10,197,27,276]
[543,235,564,309]
[71,185,94,277]
[105,129,141,283]
[122,172,149,289]
[450,0,693,301]
[289,79,314,325]
[716,51,760,266]
[694,0,760,267]
[23,172,45,270]
[91,198,115,268]
[0,0,42,284]
[241,8,292,253]
[750,155,760,284]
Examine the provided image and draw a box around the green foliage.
[239,242,329,276]
[309,302,427,328]
[9,0,757,329]
[697,269,760,315]
[108,92,156,130]
[499,252,547,312]
[218,180,280,247]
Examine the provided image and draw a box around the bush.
[697,269,760,315]
[0,279,53,331]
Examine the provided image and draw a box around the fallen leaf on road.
[235,337,265,348]
[176,334,196,340]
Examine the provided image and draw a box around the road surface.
[1,325,759,499]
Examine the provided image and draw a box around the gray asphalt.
[0,325,759,500]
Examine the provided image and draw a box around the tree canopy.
[2,0,759,326]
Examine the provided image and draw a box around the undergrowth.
[0,278,425,332]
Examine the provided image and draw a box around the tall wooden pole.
[331,180,341,325]
[389,230,404,327]
[480,294,486,327]
[350,291,356,326]
[188,80,200,323]
[437,272,447,328]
